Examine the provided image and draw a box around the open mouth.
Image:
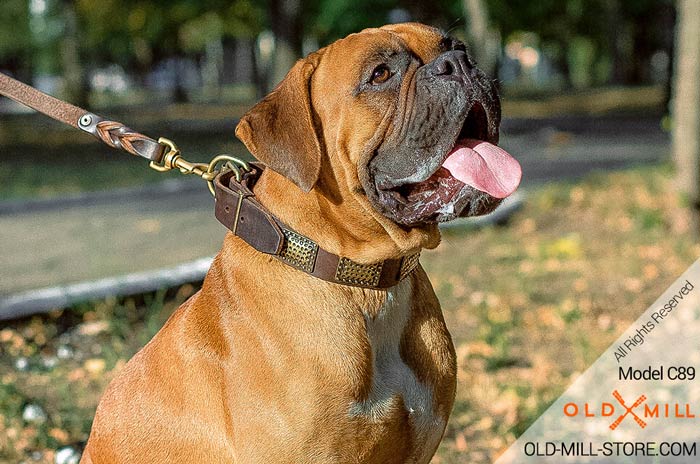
[375,102,522,225]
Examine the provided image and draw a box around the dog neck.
[251,168,439,263]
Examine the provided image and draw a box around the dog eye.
[370,64,392,85]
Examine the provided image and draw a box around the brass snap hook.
[148,137,251,197]
[149,137,181,172]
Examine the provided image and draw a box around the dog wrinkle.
[395,62,420,142]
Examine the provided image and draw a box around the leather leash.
[0,72,166,163]
[0,72,419,289]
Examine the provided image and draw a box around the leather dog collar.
[213,166,420,289]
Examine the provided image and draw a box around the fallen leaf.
[49,427,69,443]
[78,321,109,336]
[84,358,106,376]
[455,432,468,452]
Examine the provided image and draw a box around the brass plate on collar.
[399,253,420,280]
[279,229,318,273]
[335,258,383,287]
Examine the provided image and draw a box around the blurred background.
[1,1,699,463]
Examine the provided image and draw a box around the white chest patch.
[349,279,445,460]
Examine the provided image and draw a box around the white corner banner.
[496,259,700,463]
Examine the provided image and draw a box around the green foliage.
[486,0,607,43]
[307,0,395,44]
[0,0,673,89]
[0,0,31,60]
[487,0,674,87]
[633,206,666,231]
[307,0,464,46]
[221,0,266,39]
[72,0,264,68]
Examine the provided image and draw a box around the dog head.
[236,23,521,253]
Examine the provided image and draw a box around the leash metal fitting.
[205,155,251,196]
[149,137,251,197]
[148,137,181,172]
[150,137,210,177]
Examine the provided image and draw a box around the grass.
[0,163,698,463]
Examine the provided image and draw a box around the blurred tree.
[486,0,604,88]
[604,0,674,86]
[28,0,65,80]
[462,0,499,78]
[309,0,394,45]
[6,0,673,103]
[61,0,87,105]
[672,0,700,238]
[399,0,447,25]
[268,0,303,89]
[0,0,32,79]
[308,0,465,46]
[73,0,264,101]
[220,0,266,97]
[485,0,673,88]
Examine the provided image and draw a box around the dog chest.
[348,279,446,462]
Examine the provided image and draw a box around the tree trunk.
[202,39,223,101]
[672,0,700,238]
[399,0,441,24]
[269,0,303,90]
[250,38,266,100]
[463,0,496,78]
[60,0,87,106]
[173,55,189,103]
[604,0,624,85]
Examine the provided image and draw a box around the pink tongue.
[442,139,522,199]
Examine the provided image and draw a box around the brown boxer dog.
[81,22,521,463]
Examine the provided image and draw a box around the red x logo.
[609,390,647,430]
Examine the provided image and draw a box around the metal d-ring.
[206,155,251,196]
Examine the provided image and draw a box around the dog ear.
[235,58,323,192]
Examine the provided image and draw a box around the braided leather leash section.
[99,121,144,152]
[78,113,166,162]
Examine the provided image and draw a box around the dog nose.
[429,50,472,78]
